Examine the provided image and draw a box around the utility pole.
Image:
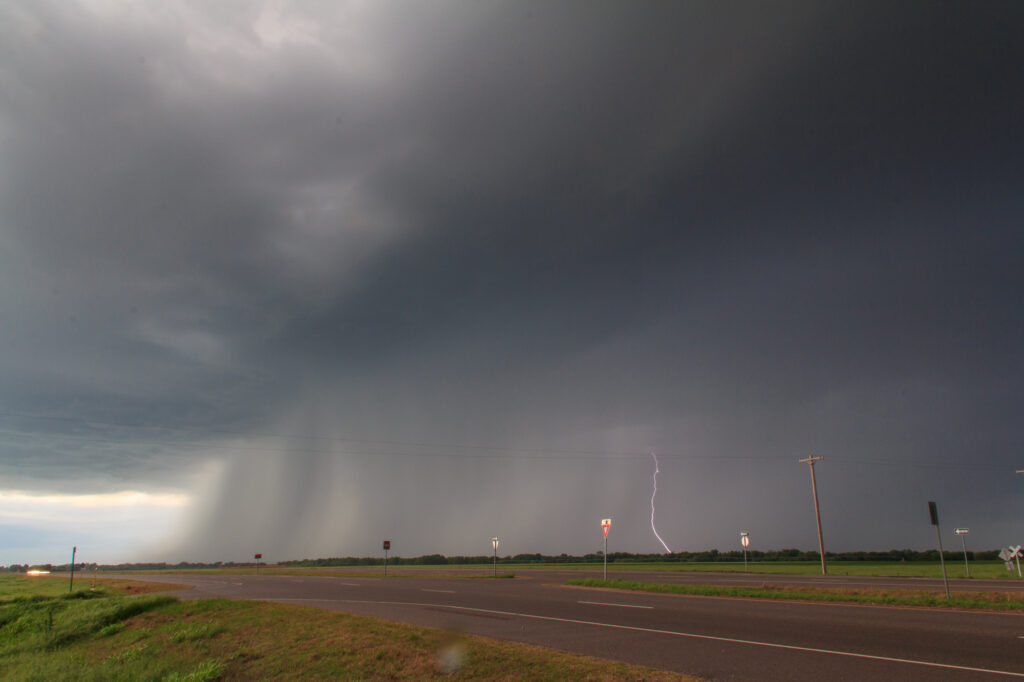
[799,456,827,575]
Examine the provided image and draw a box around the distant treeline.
[279,547,1002,567]
[3,548,1003,573]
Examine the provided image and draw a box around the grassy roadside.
[116,560,1017,580]
[1,576,695,681]
[102,567,516,580]
[530,561,1013,579]
[3,576,188,598]
[566,578,1024,611]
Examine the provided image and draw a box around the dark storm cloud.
[0,1,1021,560]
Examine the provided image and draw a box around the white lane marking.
[578,600,653,609]
[422,589,456,594]
[340,582,361,587]
[231,582,243,586]
[278,598,1024,678]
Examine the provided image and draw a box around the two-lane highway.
[116,572,1024,680]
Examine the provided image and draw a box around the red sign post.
[600,519,611,580]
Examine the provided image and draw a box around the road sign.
[1001,546,1023,576]
[601,518,611,538]
[927,502,950,598]
[254,553,262,559]
[953,530,971,576]
[383,540,391,551]
[741,535,750,548]
[491,538,499,577]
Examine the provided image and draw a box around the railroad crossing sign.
[1000,545,1022,576]
[601,518,611,538]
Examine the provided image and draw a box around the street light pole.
[799,456,827,575]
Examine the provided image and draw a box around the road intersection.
[115,569,1024,680]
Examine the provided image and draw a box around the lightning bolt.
[650,451,672,553]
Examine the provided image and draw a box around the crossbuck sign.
[1000,545,1022,577]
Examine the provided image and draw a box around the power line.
[0,428,779,462]
[0,409,1011,469]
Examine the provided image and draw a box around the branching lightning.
[650,451,672,553]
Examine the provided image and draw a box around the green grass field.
[566,577,1024,611]
[124,559,1020,581]
[524,560,1017,580]
[1,575,694,681]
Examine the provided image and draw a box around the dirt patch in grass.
[95,578,192,595]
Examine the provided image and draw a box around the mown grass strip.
[123,559,1016,580]
[566,578,1024,611]
[2,575,189,600]
[542,560,1008,579]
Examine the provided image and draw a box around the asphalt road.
[113,571,1024,681]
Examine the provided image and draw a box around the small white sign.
[741,535,750,548]
[953,528,969,535]
[601,519,612,527]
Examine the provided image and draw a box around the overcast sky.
[1,1,1022,565]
